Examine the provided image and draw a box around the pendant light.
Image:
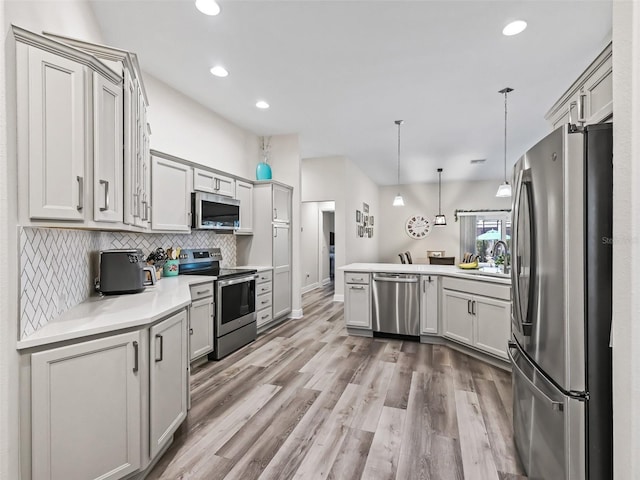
[496,87,514,197]
[392,120,405,207]
[435,168,447,225]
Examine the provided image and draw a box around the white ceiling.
[89,0,612,185]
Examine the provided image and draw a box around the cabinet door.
[31,331,142,480]
[235,180,254,234]
[26,47,86,221]
[149,310,188,459]
[93,72,124,223]
[345,284,371,329]
[272,184,291,223]
[190,297,214,361]
[473,296,511,360]
[420,275,439,335]
[151,156,192,231]
[123,68,138,226]
[442,289,474,345]
[583,55,613,124]
[273,224,291,318]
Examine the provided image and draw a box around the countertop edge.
[339,263,511,285]
[17,275,217,351]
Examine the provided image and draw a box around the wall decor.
[356,203,374,238]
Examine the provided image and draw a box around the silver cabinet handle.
[578,91,586,124]
[141,200,148,221]
[155,334,163,362]
[76,176,84,211]
[507,343,564,411]
[99,179,110,211]
[133,341,139,373]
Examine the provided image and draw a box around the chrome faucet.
[493,240,510,274]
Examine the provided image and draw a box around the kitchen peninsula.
[341,263,512,365]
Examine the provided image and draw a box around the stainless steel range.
[178,248,257,359]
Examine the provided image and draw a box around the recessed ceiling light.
[195,0,220,16]
[210,66,228,77]
[256,101,270,109]
[503,20,527,36]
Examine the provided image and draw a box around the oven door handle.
[217,274,258,288]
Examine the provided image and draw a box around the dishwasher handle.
[373,274,419,284]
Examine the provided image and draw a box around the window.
[459,211,511,263]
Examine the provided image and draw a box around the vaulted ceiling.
[90,0,612,185]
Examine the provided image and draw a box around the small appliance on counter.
[97,249,156,295]
[178,248,258,359]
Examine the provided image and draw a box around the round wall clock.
[405,215,432,239]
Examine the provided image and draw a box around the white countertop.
[339,263,511,285]
[17,275,216,350]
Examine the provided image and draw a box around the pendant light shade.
[435,168,446,225]
[392,120,405,207]
[497,87,514,198]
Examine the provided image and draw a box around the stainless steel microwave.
[191,192,240,230]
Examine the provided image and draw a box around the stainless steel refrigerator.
[508,123,613,480]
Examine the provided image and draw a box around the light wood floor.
[147,284,526,480]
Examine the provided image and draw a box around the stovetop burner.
[177,248,256,279]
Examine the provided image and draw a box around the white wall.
[143,74,258,179]
[378,179,511,264]
[301,156,379,300]
[269,134,303,317]
[612,2,640,478]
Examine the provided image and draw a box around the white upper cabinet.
[93,71,123,223]
[235,180,254,235]
[151,155,193,231]
[545,42,612,129]
[194,168,235,197]
[272,184,291,223]
[22,45,87,221]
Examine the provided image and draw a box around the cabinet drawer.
[442,277,510,301]
[257,307,273,327]
[257,291,272,310]
[257,270,273,284]
[257,281,272,296]
[345,272,370,284]
[190,282,214,300]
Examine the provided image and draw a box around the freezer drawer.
[509,342,586,480]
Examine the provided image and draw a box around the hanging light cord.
[396,120,403,185]
[499,87,513,183]
[438,169,442,214]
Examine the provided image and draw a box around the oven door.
[216,275,257,336]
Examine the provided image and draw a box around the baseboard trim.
[289,308,303,319]
[333,294,344,303]
[301,283,319,294]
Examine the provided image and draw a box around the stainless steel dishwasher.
[372,272,420,335]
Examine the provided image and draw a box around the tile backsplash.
[19,227,236,339]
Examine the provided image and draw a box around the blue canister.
[256,161,272,180]
[163,259,179,277]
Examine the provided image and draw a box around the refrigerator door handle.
[507,343,563,412]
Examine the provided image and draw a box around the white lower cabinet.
[189,294,214,361]
[345,273,371,330]
[420,275,439,335]
[442,282,510,360]
[31,331,142,480]
[149,309,188,459]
